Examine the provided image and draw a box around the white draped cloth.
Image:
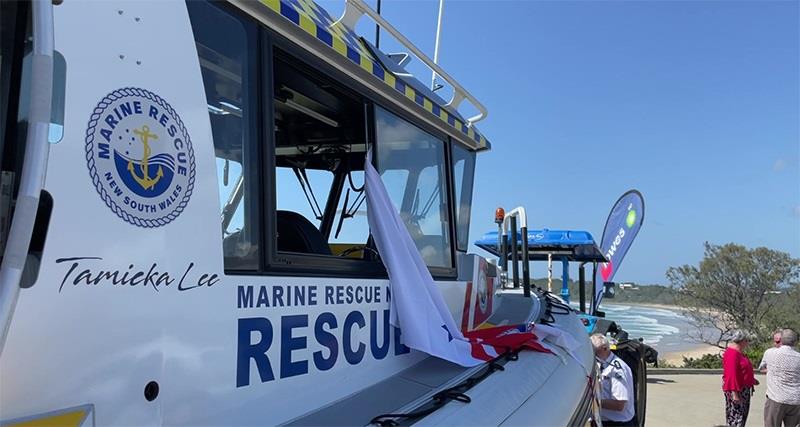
[365,152,485,367]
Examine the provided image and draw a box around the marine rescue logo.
[85,88,195,227]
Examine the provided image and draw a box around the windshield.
[375,106,452,268]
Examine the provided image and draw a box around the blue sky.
[316,0,800,285]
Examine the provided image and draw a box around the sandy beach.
[624,302,685,311]
[601,302,725,366]
[622,303,723,365]
[660,344,722,366]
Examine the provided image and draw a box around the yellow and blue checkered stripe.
[259,0,489,149]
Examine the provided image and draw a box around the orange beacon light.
[495,207,505,224]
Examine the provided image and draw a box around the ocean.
[599,303,710,354]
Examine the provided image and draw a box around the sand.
[626,302,685,311]
[607,302,726,366]
[660,344,723,366]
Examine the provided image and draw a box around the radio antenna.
[375,0,382,48]
[431,0,444,90]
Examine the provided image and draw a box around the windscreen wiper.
[409,184,440,224]
[293,167,324,221]
[334,171,366,239]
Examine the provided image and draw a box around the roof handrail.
[331,0,488,125]
[501,207,528,237]
[500,207,531,298]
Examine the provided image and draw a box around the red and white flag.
[464,324,553,362]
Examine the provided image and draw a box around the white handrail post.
[431,0,444,90]
[332,0,487,126]
[501,207,531,297]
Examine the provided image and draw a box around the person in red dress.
[722,330,759,427]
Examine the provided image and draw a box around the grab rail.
[498,207,531,298]
[0,0,55,355]
[332,0,488,126]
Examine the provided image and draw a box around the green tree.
[762,282,800,332]
[666,242,800,348]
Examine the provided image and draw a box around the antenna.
[431,0,444,90]
[375,0,382,48]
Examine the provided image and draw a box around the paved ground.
[646,373,766,427]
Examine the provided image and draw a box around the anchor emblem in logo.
[127,125,164,191]
[85,87,195,228]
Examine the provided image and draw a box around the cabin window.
[187,1,260,271]
[375,106,453,268]
[271,52,377,270]
[0,1,28,254]
[186,1,461,276]
[452,144,476,252]
[0,1,24,157]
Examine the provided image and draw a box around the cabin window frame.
[0,2,27,162]
[188,0,265,273]
[262,33,459,279]
[0,2,29,238]
[264,41,389,279]
[192,1,464,279]
[372,104,458,276]
[451,142,476,253]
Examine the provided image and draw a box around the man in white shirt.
[761,329,800,427]
[759,329,784,372]
[591,334,636,426]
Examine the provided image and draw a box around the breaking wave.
[600,304,682,345]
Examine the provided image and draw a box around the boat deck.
[284,292,594,426]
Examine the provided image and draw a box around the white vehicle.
[0,0,598,425]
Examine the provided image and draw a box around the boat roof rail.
[332,0,488,127]
[474,229,608,263]
[236,0,490,149]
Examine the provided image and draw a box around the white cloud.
[773,159,787,172]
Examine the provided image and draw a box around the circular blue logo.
[85,88,195,227]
